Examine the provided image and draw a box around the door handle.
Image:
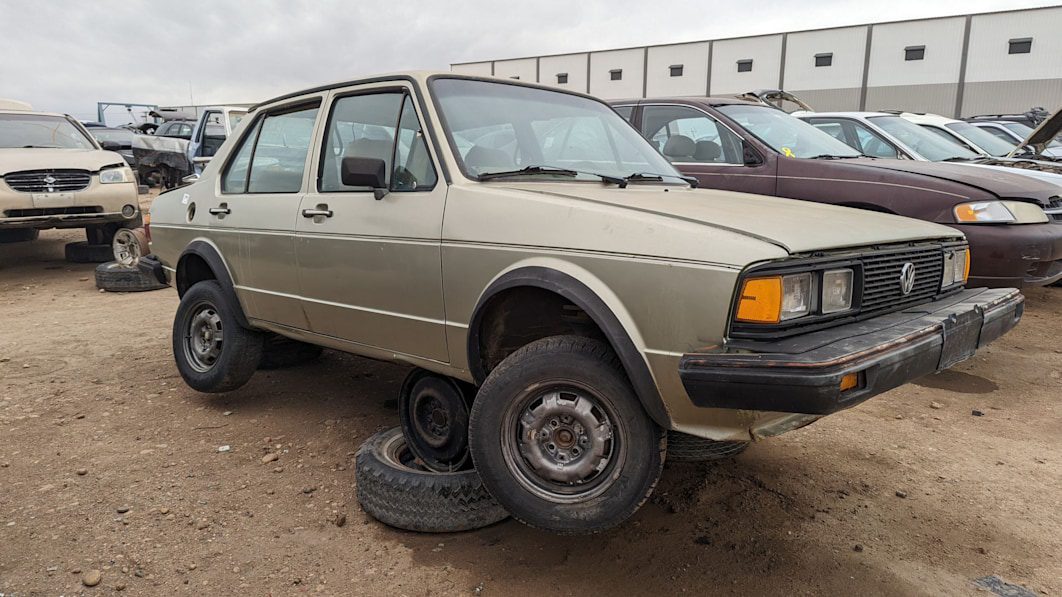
[302,208,333,218]
[208,205,230,216]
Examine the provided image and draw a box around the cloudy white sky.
[1,0,1055,122]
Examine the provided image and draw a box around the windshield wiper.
[476,165,625,186]
[623,172,699,188]
[21,145,61,148]
[806,154,865,160]
[942,156,973,162]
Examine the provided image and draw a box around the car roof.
[610,96,762,107]
[795,111,892,118]
[0,109,69,118]
[252,70,605,112]
[895,112,959,125]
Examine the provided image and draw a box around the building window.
[556,73,568,84]
[669,64,683,77]
[609,69,622,81]
[736,59,753,72]
[1008,37,1032,54]
[814,53,833,67]
[904,45,925,61]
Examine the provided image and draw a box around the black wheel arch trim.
[467,266,671,428]
[175,240,252,329]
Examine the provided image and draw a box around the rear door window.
[221,103,320,194]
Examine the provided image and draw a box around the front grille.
[4,206,103,218]
[1047,197,1062,223]
[4,169,91,193]
[860,247,944,314]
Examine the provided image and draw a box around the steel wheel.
[501,382,625,503]
[183,302,224,372]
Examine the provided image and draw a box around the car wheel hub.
[185,305,223,372]
[514,390,615,488]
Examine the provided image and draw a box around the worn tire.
[665,431,749,462]
[94,261,167,292]
[172,280,263,393]
[469,335,666,534]
[356,428,509,533]
[258,335,324,370]
[65,241,113,263]
[0,229,39,243]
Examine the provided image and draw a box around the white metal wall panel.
[493,58,537,82]
[784,26,868,91]
[451,62,493,76]
[866,17,965,87]
[710,35,783,95]
[540,53,590,91]
[965,6,1062,83]
[589,48,646,99]
[645,42,710,97]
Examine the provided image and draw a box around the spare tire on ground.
[95,261,168,292]
[356,427,508,533]
[666,430,749,462]
[65,241,113,263]
[258,335,324,370]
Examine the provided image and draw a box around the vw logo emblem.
[899,262,917,295]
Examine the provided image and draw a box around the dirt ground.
[1,224,1059,597]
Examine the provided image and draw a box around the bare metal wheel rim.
[412,390,452,449]
[112,228,142,267]
[183,301,224,373]
[501,382,624,503]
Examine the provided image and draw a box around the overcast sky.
[1,0,1055,122]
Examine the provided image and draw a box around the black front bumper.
[679,288,1024,415]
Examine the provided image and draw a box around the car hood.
[0,148,126,176]
[505,183,962,254]
[845,158,1060,205]
[1023,107,1062,147]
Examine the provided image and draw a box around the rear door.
[211,99,322,328]
[637,104,776,196]
[294,84,448,362]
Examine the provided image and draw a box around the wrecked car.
[613,97,1062,287]
[133,106,246,188]
[0,105,142,245]
[148,72,1023,533]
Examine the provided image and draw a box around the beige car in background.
[147,72,1024,533]
[0,103,141,245]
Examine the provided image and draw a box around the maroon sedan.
[611,97,1062,288]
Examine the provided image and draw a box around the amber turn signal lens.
[963,249,971,283]
[840,372,859,392]
[735,277,782,323]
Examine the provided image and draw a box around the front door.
[638,104,777,196]
[210,100,322,328]
[295,87,449,362]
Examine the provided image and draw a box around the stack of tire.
[88,228,167,293]
[354,367,750,533]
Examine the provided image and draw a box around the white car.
[897,112,1021,158]
[794,110,1062,187]
[968,120,1062,159]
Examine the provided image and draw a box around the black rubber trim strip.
[467,266,670,427]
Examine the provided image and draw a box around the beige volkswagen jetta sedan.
[147,72,1023,533]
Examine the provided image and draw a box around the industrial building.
[451,5,1062,117]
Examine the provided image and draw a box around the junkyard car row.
[1,71,1059,535]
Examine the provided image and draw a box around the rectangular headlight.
[821,269,854,314]
[781,273,812,320]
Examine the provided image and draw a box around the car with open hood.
[147,72,1023,534]
[612,97,1062,288]
[1,106,141,244]
[965,114,1062,160]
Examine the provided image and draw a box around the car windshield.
[716,104,861,158]
[868,116,979,161]
[1002,122,1062,148]
[944,121,1016,156]
[89,128,135,145]
[0,113,95,149]
[431,78,680,182]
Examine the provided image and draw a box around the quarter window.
[221,103,320,194]
[640,105,744,164]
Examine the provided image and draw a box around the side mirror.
[742,141,764,166]
[341,156,389,200]
[100,140,122,151]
